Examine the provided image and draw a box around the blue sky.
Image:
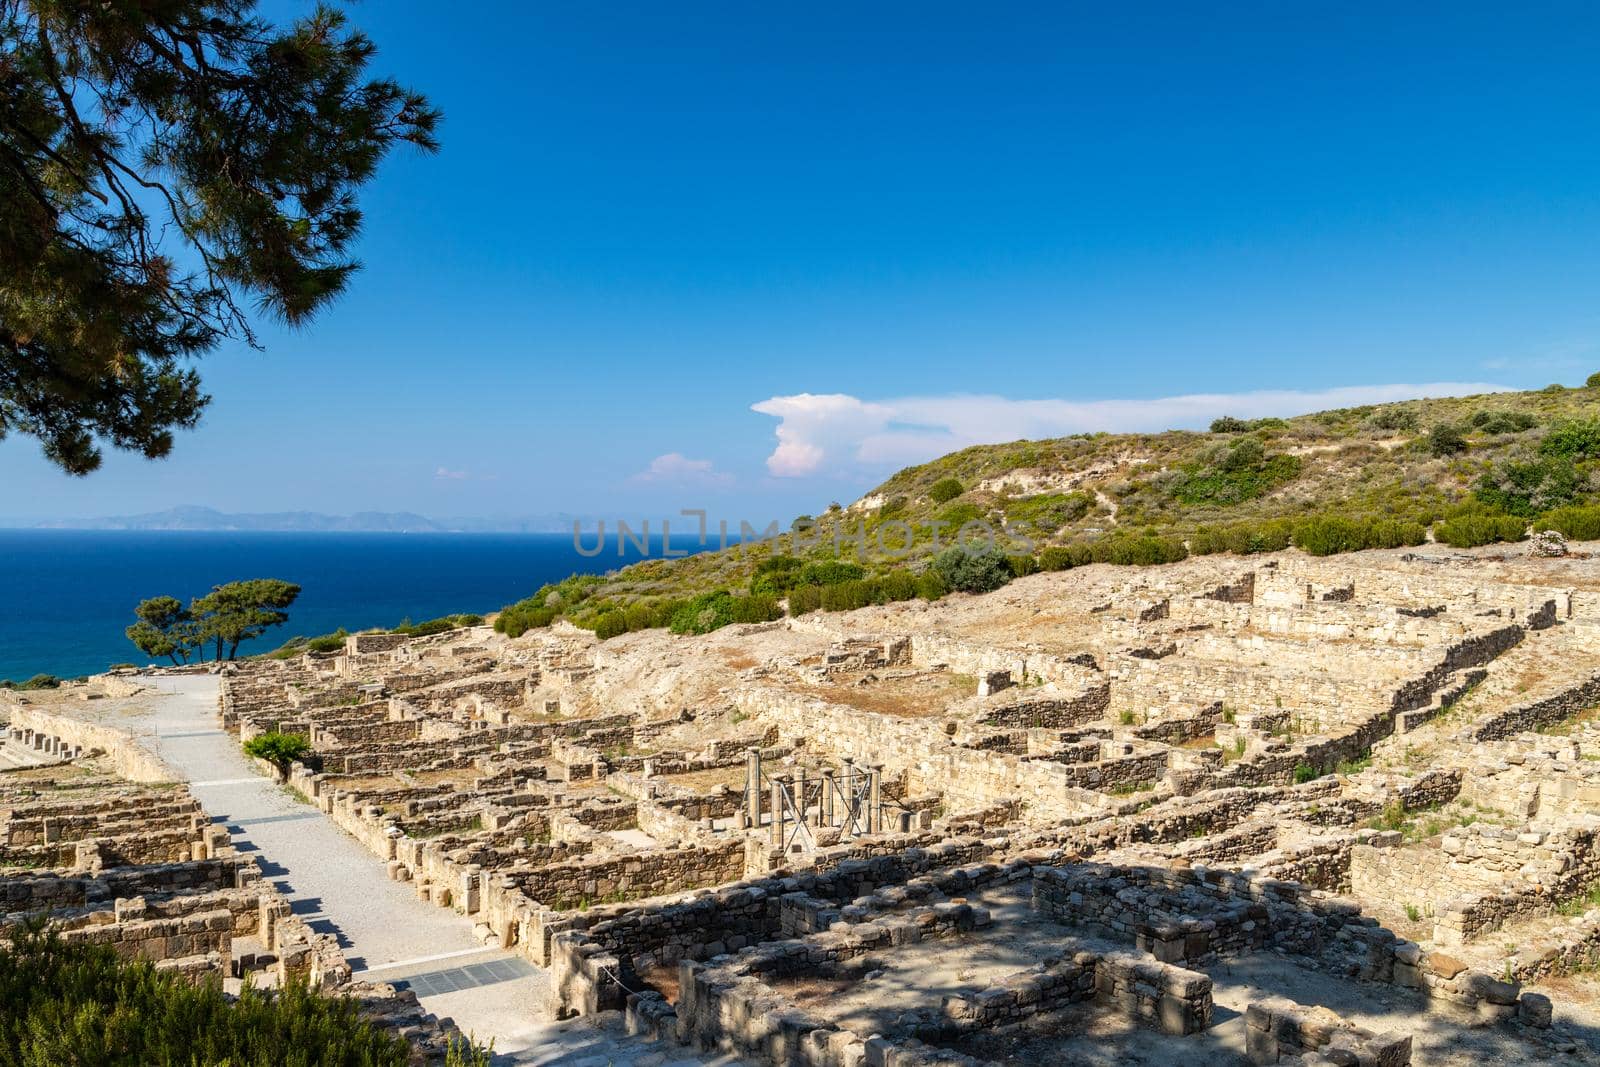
[5,2,1600,525]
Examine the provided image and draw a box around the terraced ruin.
[11,541,1600,1064]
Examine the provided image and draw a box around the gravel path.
[133,675,745,1065]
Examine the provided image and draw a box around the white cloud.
[751,382,1510,478]
[435,466,470,481]
[632,452,735,487]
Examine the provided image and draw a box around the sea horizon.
[0,529,722,682]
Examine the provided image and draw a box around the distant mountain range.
[13,506,587,533]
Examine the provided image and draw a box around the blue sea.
[0,530,714,682]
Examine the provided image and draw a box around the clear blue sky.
[5,2,1600,526]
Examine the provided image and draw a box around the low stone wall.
[1243,995,1411,1065]
[1465,671,1600,741]
[4,707,174,782]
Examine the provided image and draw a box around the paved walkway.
[135,676,745,1064]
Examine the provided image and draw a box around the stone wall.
[4,706,174,782]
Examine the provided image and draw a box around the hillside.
[492,380,1600,639]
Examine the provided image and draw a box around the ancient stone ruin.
[12,543,1600,1063]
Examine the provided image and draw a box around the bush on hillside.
[1095,534,1189,566]
[1475,455,1583,517]
[1434,511,1528,548]
[1470,410,1537,435]
[1168,437,1302,506]
[1589,371,1600,389]
[1424,423,1467,456]
[305,629,349,654]
[915,572,949,600]
[1189,519,1295,556]
[1004,492,1093,532]
[1038,546,1077,571]
[930,546,1014,594]
[1540,418,1600,460]
[796,559,867,587]
[1368,407,1420,433]
[748,555,805,595]
[668,591,781,635]
[1209,416,1249,433]
[927,477,964,503]
[1290,515,1427,556]
[1540,505,1600,542]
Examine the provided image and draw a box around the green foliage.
[1434,510,1528,548]
[0,924,420,1065]
[1293,762,1321,784]
[1038,546,1077,571]
[1,674,60,691]
[193,579,302,661]
[1094,534,1189,566]
[915,572,949,600]
[927,477,965,503]
[1291,514,1426,556]
[796,560,867,587]
[1470,410,1538,435]
[125,595,199,665]
[1424,423,1467,456]
[0,2,438,475]
[1540,418,1600,460]
[1589,371,1600,389]
[749,555,805,595]
[930,546,1014,594]
[1367,407,1420,433]
[1003,492,1093,532]
[1188,519,1295,556]
[1168,437,1302,506]
[1540,505,1600,542]
[1475,455,1581,517]
[305,629,349,654]
[243,730,312,769]
[937,501,985,527]
[667,591,781,635]
[1006,554,1040,578]
[391,614,481,637]
[1209,416,1249,433]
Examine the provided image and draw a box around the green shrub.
[915,572,949,601]
[937,501,985,527]
[1470,410,1537,435]
[788,585,823,615]
[1368,407,1419,433]
[12,674,61,691]
[931,546,1013,594]
[1434,511,1527,548]
[1168,437,1302,506]
[243,730,312,769]
[1540,418,1600,460]
[927,477,964,503]
[1209,416,1249,433]
[1293,762,1321,784]
[1540,505,1600,542]
[1189,519,1295,556]
[1293,515,1370,556]
[749,555,805,595]
[1424,423,1467,456]
[1475,456,1581,517]
[668,591,781,635]
[1588,371,1600,389]
[0,925,456,1066]
[1096,535,1188,566]
[305,629,349,654]
[1007,554,1040,578]
[1004,492,1092,532]
[796,560,866,587]
[1038,546,1076,571]
[592,611,629,640]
